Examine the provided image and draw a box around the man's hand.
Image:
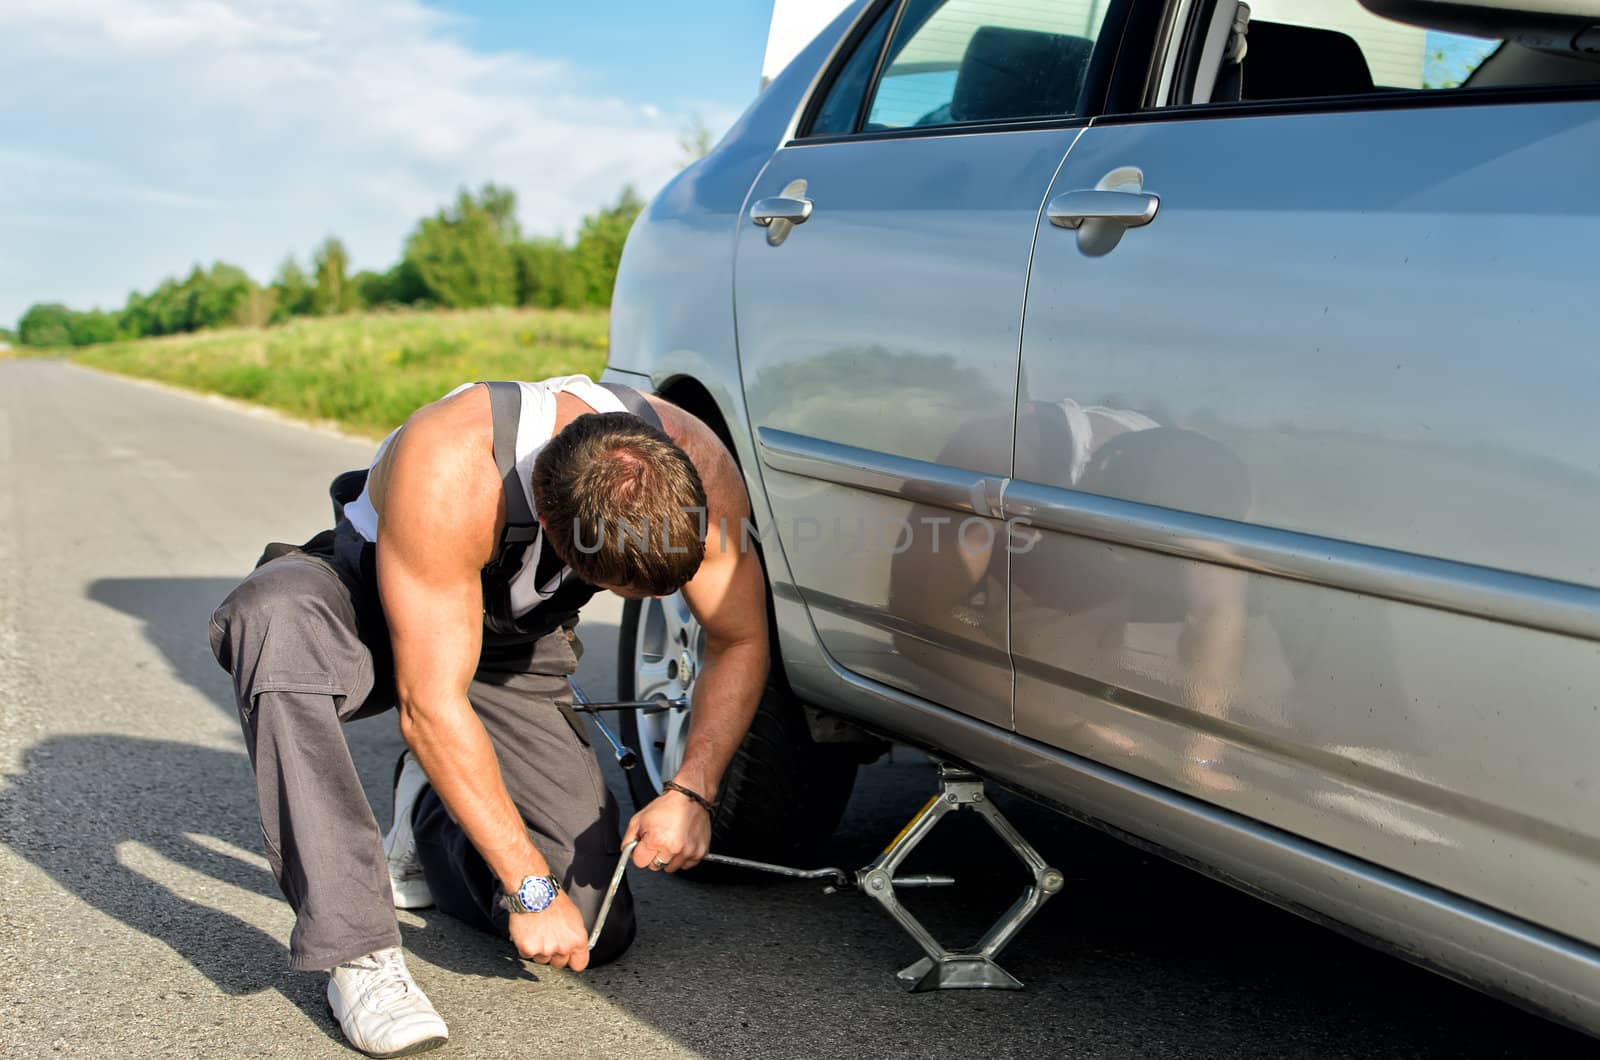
[624,790,712,873]
[509,892,590,971]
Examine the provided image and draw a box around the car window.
[863,0,1112,130]
[1162,0,1600,108]
[808,3,896,137]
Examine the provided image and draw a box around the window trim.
[792,0,1145,147]
[1149,0,1199,107]
[1122,0,1600,124]
[1113,77,1600,124]
[854,0,915,133]
[794,114,1094,149]
[796,0,902,140]
[1167,0,1218,105]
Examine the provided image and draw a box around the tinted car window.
[864,0,1109,129]
[1169,0,1600,107]
[808,4,896,137]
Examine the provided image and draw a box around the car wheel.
[616,592,859,867]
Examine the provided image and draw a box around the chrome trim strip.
[756,424,1600,642]
[757,426,1006,519]
[1005,478,1600,643]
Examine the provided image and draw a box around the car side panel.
[1010,101,1600,946]
[734,128,1082,727]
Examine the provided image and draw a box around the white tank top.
[342,375,628,617]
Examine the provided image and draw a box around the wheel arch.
[656,372,884,756]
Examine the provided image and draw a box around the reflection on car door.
[1009,96,1600,946]
[739,0,1112,726]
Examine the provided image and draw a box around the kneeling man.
[209,376,767,1056]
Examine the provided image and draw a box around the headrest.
[951,25,1092,123]
[1242,20,1375,100]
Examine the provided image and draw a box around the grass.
[59,307,610,437]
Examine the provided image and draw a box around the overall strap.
[476,379,660,643]
[598,382,663,432]
[482,381,540,542]
[480,381,541,638]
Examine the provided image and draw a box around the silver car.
[604,0,1600,1034]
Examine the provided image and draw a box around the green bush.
[513,239,581,308]
[18,303,75,347]
[571,187,644,307]
[404,185,519,308]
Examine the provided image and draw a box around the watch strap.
[500,873,563,914]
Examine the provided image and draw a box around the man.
[209,375,768,1057]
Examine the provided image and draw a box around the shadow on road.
[0,728,547,1046]
[0,733,346,1045]
[88,576,244,721]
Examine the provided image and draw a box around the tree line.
[14,183,644,348]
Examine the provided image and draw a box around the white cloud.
[0,0,741,324]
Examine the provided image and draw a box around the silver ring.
[652,857,669,869]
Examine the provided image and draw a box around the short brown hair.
[532,412,707,595]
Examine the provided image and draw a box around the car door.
[1009,0,1600,945]
[737,0,1117,726]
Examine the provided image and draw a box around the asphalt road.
[0,359,1592,1059]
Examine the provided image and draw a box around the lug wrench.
[586,840,956,949]
[566,680,688,773]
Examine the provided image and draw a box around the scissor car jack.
[585,755,1066,992]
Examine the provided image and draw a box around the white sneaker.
[384,751,434,909]
[327,947,448,1058]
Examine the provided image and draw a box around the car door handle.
[1046,189,1160,229]
[750,196,813,227]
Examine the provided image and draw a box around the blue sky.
[0,1,775,329]
[431,1,774,112]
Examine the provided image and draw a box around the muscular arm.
[375,405,551,893]
[674,483,768,804]
[624,405,769,870]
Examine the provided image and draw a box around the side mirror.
[1360,0,1600,55]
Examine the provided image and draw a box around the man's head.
[532,412,707,597]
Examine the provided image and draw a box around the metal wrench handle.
[588,839,638,950]
[568,680,639,771]
[701,852,851,889]
[586,843,857,949]
[583,841,961,951]
[571,697,689,713]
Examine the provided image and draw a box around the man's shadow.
[0,733,343,1027]
[0,578,541,1033]
[86,577,252,724]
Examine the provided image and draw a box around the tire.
[616,593,859,867]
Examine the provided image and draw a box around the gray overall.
[208,381,656,972]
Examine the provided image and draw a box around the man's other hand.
[509,892,590,971]
[624,791,712,873]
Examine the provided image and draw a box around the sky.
[0,0,776,329]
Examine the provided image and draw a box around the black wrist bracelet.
[662,780,717,817]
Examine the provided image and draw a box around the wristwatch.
[500,873,563,914]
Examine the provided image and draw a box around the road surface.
[0,360,1588,1058]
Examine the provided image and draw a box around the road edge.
[64,360,384,444]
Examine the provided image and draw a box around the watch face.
[517,875,556,913]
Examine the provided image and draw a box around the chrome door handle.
[1046,189,1159,229]
[750,195,813,227]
